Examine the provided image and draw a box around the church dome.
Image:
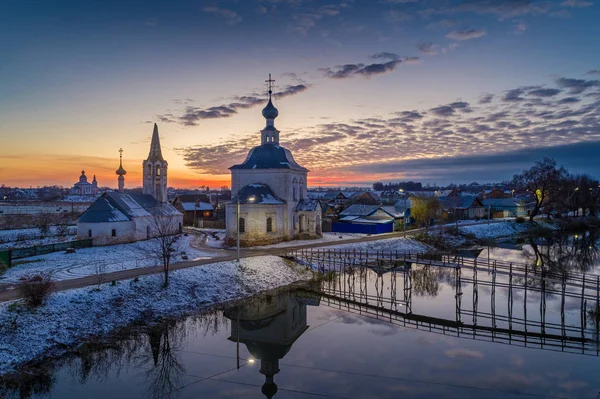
[230,144,307,171]
[262,99,279,119]
[116,165,127,176]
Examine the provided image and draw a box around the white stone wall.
[77,213,183,246]
[231,168,307,241]
[77,221,135,245]
[225,203,286,246]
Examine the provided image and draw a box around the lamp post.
[236,190,240,262]
[399,189,407,238]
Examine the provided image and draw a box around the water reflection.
[223,286,319,398]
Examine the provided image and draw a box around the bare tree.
[147,215,181,287]
[512,158,568,221]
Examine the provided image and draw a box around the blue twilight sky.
[1,0,600,187]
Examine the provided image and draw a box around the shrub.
[17,274,54,307]
[515,216,526,223]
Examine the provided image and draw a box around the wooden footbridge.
[287,248,600,355]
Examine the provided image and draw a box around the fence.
[2,238,94,264]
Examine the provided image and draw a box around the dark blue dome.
[230,144,307,171]
[262,99,279,119]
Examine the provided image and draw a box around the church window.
[293,178,298,200]
[267,217,273,232]
[156,166,161,176]
[88,229,92,238]
[299,179,305,199]
[111,229,116,237]
[239,218,245,233]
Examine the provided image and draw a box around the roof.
[78,192,181,223]
[438,195,483,210]
[481,198,520,208]
[339,204,380,217]
[231,184,286,205]
[181,202,214,211]
[381,205,406,218]
[321,191,348,200]
[230,144,307,171]
[174,194,210,203]
[296,198,321,211]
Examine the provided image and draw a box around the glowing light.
[248,358,255,364]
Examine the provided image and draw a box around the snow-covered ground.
[186,227,226,249]
[0,234,220,283]
[459,221,531,239]
[0,255,311,376]
[0,226,77,248]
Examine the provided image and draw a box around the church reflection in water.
[224,286,320,398]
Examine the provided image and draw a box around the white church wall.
[225,203,286,246]
[77,221,136,245]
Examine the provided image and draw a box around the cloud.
[418,42,438,55]
[453,0,553,19]
[320,53,416,79]
[555,77,600,93]
[202,6,242,25]
[528,88,561,97]
[159,84,309,126]
[479,94,494,104]
[503,88,526,101]
[587,70,600,75]
[561,0,594,7]
[175,75,600,183]
[445,29,487,41]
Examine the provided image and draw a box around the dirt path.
[0,220,506,303]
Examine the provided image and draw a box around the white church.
[225,76,322,246]
[77,124,183,245]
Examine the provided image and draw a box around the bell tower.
[143,123,168,203]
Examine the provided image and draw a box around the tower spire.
[148,123,165,162]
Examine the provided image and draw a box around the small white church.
[225,76,322,247]
[77,124,183,245]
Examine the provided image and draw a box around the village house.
[438,195,486,220]
[171,194,215,226]
[334,204,395,234]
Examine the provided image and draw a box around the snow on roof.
[296,198,321,211]
[339,204,379,217]
[232,184,286,205]
[181,202,214,212]
[78,192,181,223]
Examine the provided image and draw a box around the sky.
[1,0,600,189]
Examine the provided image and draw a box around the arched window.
[292,178,298,201]
[299,179,305,199]
[156,166,161,176]
[267,217,273,232]
[239,218,245,233]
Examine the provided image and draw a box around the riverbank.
[0,255,311,377]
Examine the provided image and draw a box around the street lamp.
[399,189,407,238]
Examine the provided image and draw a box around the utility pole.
[236,191,240,262]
